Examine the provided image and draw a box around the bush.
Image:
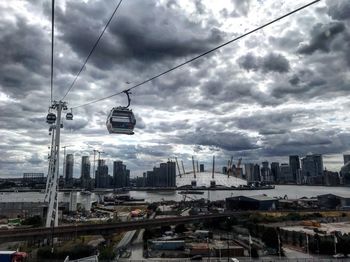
[99,246,115,260]
[22,215,43,227]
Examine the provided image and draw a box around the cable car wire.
[61,0,124,101]
[71,0,321,109]
[50,0,55,104]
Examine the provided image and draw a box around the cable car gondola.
[106,90,136,135]
[46,113,56,124]
[66,110,73,120]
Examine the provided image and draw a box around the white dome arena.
[176,171,247,188]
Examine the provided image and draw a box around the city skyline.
[1,0,350,177]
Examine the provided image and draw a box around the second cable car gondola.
[106,90,136,135]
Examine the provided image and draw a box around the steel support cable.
[50,0,55,104]
[61,0,124,101]
[71,0,321,109]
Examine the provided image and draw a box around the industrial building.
[317,193,350,209]
[225,195,278,211]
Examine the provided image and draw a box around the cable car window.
[112,116,130,122]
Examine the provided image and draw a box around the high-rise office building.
[159,163,168,187]
[65,154,74,185]
[270,162,280,182]
[113,161,130,188]
[301,154,323,179]
[289,155,300,183]
[280,163,292,182]
[344,155,350,165]
[244,163,254,182]
[95,159,109,188]
[145,161,176,187]
[81,156,91,188]
[253,164,261,181]
[261,161,271,182]
[200,164,204,172]
[167,161,176,187]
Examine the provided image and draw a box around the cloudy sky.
[0,0,350,178]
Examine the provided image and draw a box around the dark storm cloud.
[55,0,225,70]
[297,22,345,55]
[327,0,350,21]
[0,16,49,98]
[237,52,290,73]
[237,53,258,71]
[174,130,259,152]
[261,53,290,73]
[261,130,350,157]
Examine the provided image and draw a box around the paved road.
[116,230,136,250]
[284,247,314,259]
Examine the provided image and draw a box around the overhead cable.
[50,0,55,104]
[71,0,321,109]
[61,0,124,100]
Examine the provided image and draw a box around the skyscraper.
[145,161,176,188]
[81,156,91,189]
[344,154,350,165]
[244,163,254,182]
[159,163,168,187]
[95,159,109,188]
[261,161,271,182]
[113,161,130,188]
[301,154,324,179]
[167,161,176,187]
[270,162,280,182]
[65,154,74,186]
[253,164,261,181]
[280,163,292,182]
[289,155,300,183]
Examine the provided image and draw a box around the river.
[0,185,349,207]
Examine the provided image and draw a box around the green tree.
[262,227,279,249]
[22,215,43,227]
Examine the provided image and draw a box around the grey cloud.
[175,130,259,152]
[237,52,290,73]
[64,117,89,131]
[237,53,258,71]
[261,130,350,157]
[327,0,350,21]
[297,22,345,55]
[56,0,224,70]
[261,53,290,73]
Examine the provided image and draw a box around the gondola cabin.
[66,112,73,120]
[106,107,136,135]
[46,113,56,124]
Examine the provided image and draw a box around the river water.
[0,185,349,207]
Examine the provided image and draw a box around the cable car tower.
[45,101,71,228]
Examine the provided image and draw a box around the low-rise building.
[225,195,278,211]
[317,193,350,209]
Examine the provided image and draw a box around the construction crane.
[92,149,105,180]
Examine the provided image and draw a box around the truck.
[0,251,27,262]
